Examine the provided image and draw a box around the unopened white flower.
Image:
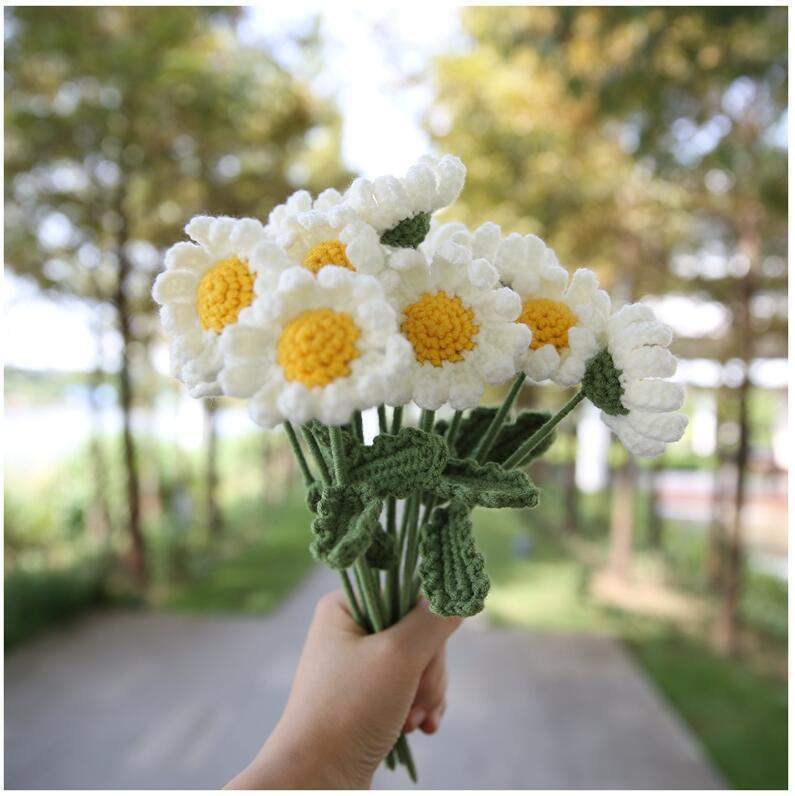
[344,155,466,249]
[219,267,412,428]
[253,205,402,293]
[386,247,530,411]
[582,303,687,457]
[424,222,610,388]
[152,216,267,397]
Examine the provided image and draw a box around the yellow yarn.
[519,298,578,351]
[302,240,354,275]
[196,257,255,333]
[402,291,479,367]
[277,308,361,388]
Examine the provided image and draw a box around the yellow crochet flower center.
[301,240,354,275]
[277,308,361,388]
[196,257,255,333]
[401,291,479,367]
[520,298,578,351]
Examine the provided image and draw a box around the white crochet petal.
[185,216,214,248]
[467,257,499,290]
[448,372,485,410]
[435,155,466,206]
[152,270,197,304]
[220,324,270,361]
[621,346,677,380]
[524,345,559,381]
[219,360,268,398]
[160,304,197,335]
[471,222,502,261]
[626,411,688,443]
[622,379,685,413]
[165,241,206,271]
[603,414,667,458]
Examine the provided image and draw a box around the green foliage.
[630,634,787,789]
[419,501,490,617]
[309,485,375,570]
[582,351,628,416]
[5,559,109,648]
[434,458,539,508]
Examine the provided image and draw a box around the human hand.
[226,590,462,789]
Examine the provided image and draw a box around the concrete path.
[5,567,723,789]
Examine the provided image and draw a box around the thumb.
[386,598,462,667]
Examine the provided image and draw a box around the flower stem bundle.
[153,154,687,780]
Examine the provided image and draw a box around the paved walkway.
[5,567,722,789]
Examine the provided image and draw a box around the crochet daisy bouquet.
[153,155,687,779]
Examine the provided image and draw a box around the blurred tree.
[431,7,786,652]
[5,7,350,586]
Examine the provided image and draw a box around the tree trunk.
[114,250,147,587]
[204,398,222,538]
[718,373,750,655]
[87,365,114,546]
[609,458,635,578]
[563,429,579,533]
[646,459,664,549]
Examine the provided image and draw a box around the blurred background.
[4,5,787,790]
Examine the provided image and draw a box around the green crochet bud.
[419,501,490,617]
[379,212,431,248]
[582,350,629,416]
[433,458,539,508]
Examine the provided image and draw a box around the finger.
[411,649,446,709]
[420,699,446,735]
[311,590,367,637]
[403,705,427,734]
[386,598,462,667]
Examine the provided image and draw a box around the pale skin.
[226,590,462,789]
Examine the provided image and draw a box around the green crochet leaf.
[365,522,396,569]
[304,421,362,469]
[305,481,323,514]
[347,428,448,499]
[419,501,490,617]
[491,411,556,465]
[433,458,539,508]
[310,485,383,570]
[435,408,554,464]
[434,407,495,455]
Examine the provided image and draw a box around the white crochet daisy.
[253,204,402,293]
[152,216,268,397]
[344,155,466,249]
[264,187,349,244]
[423,222,610,388]
[218,266,413,428]
[582,303,687,458]
[386,247,531,411]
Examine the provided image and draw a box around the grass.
[159,495,315,613]
[473,506,788,790]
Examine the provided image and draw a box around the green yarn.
[418,500,490,617]
[307,422,448,500]
[365,522,397,569]
[305,481,323,513]
[582,350,629,416]
[433,458,539,508]
[436,407,556,464]
[310,485,377,570]
[379,211,431,248]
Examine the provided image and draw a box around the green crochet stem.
[378,405,388,434]
[391,405,404,434]
[503,390,585,469]
[282,425,368,632]
[283,421,313,487]
[400,409,435,616]
[471,373,525,463]
[301,424,331,484]
[329,425,349,485]
[446,409,464,450]
[353,411,364,442]
[395,734,418,783]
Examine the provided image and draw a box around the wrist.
[230,716,372,790]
